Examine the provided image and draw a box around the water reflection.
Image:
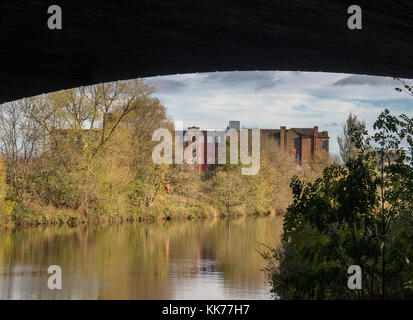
[0,215,282,300]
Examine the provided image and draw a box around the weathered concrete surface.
[1,0,413,103]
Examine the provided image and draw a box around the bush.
[263,110,413,300]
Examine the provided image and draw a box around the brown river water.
[0,215,282,299]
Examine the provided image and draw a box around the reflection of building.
[262,126,329,166]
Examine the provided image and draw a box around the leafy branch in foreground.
[263,110,413,300]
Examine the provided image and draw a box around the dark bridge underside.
[1,0,413,103]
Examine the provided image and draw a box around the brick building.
[262,126,329,166]
[175,126,219,172]
[176,122,329,171]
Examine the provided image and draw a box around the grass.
[0,202,86,228]
[0,192,279,230]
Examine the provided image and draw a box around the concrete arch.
[1,0,413,103]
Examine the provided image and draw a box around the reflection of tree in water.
[0,215,282,299]
[0,225,174,299]
[205,216,283,289]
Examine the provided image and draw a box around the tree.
[21,79,158,173]
[0,78,173,216]
[263,110,413,300]
[0,154,6,205]
[212,170,245,213]
[0,154,13,223]
[0,100,42,201]
[127,163,169,209]
[337,112,365,163]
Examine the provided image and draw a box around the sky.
[144,71,413,155]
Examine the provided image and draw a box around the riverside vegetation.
[262,106,413,299]
[0,79,329,228]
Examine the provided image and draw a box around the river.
[0,215,282,299]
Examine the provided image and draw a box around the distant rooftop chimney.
[228,121,240,130]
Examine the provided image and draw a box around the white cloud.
[144,71,413,154]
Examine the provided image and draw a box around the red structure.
[262,126,329,166]
[182,126,219,172]
[176,122,329,171]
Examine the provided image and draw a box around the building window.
[294,139,300,148]
[322,141,328,149]
[192,136,196,143]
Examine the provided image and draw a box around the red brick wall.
[280,126,287,151]
[301,137,312,165]
[286,130,297,155]
[318,138,329,154]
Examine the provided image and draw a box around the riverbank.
[0,79,327,232]
[0,193,280,230]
